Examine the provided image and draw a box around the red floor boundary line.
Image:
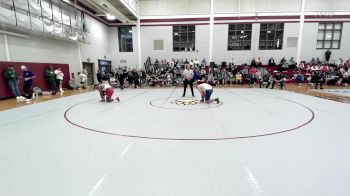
[64,96,315,141]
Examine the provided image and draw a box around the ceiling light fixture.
[106,14,116,20]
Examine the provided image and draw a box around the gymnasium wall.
[300,22,350,63]
[140,0,210,16]
[0,62,69,99]
[305,0,350,11]
[214,0,302,14]
[0,34,6,61]
[79,15,111,79]
[140,25,210,64]
[6,34,80,74]
[109,26,139,68]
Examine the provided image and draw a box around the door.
[82,62,94,85]
[98,59,112,74]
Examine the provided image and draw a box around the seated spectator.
[256,57,262,67]
[310,57,316,65]
[268,57,276,66]
[250,58,257,67]
[235,72,243,85]
[266,71,286,89]
[68,78,81,90]
[337,58,344,68]
[297,62,305,70]
[316,57,322,64]
[294,71,304,85]
[288,57,297,69]
[279,57,287,66]
[310,71,324,89]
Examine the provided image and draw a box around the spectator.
[235,72,243,85]
[68,78,81,90]
[3,65,24,100]
[288,57,297,69]
[45,65,57,95]
[21,65,36,100]
[325,49,332,63]
[78,72,88,89]
[279,57,287,66]
[268,57,276,66]
[54,68,64,93]
[294,71,304,86]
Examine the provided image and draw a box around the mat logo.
[171,99,201,105]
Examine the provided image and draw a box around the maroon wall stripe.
[305,15,350,19]
[141,18,210,23]
[141,23,210,26]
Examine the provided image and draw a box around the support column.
[4,34,11,61]
[208,0,214,63]
[137,19,142,70]
[296,0,306,64]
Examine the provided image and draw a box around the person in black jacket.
[268,57,276,66]
[325,49,332,63]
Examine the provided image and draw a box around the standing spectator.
[133,69,141,88]
[45,65,57,95]
[54,68,64,93]
[182,64,194,97]
[117,67,125,89]
[21,65,36,100]
[3,65,24,100]
[325,49,332,63]
[78,72,88,89]
[96,69,103,83]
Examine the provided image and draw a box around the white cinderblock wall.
[0,34,6,61]
[140,25,210,64]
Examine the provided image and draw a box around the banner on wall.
[42,1,53,20]
[54,22,64,37]
[43,18,54,35]
[14,0,29,11]
[31,16,44,33]
[53,10,62,23]
[62,14,71,26]
[71,18,77,29]
[0,7,16,26]
[63,25,71,38]
[29,0,42,16]
[70,28,78,41]
[16,12,31,29]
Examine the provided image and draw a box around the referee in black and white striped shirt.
[182,64,195,97]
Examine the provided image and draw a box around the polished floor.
[1,87,350,196]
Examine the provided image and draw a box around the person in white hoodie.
[54,68,64,92]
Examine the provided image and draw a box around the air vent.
[102,2,108,8]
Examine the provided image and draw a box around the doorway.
[82,62,94,85]
[98,59,112,75]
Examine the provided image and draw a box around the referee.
[182,64,195,97]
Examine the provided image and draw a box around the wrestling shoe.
[116,97,120,102]
[215,98,220,104]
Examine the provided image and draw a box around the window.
[118,26,133,52]
[227,24,252,50]
[259,23,284,50]
[173,25,195,52]
[317,23,342,49]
